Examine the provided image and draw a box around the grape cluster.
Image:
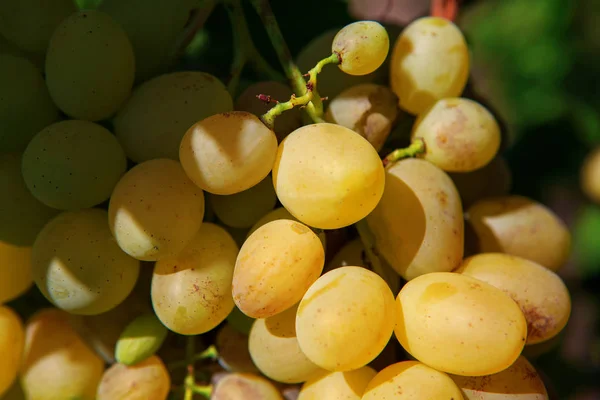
[0,2,573,400]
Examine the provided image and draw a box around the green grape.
[362,361,464,400]
[249,304,326,383]
[151,223,238,335]
[273,123,384,230]
[390,17,469,115]
[212,373,283,400]
[581,147,600,204]
[0,0,76,55]
[226,306,255,336]
[0,306,23,397]
[21,120,127,210]
[324,83,398,151]
[115,313,168,366]
[395,272,527,376]
[216,324,260,374]
[108,159,205,261]
[456,253,571,345]
[45,10,135,121]
[209,176,277,229]
[296,266,395,371]
[0,241,32,305]
[247,207,327,248]
[21,308,104,400]
[32,209,140,315]
[297,366,376,400]
[332,21,389,76]
[96,355,170,400]
[114,71,233,162]
[0,54,60,154]
[233,220,324,318]
[366,158,464,280]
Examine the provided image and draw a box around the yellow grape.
[233,219,324,318]
[114,71,233,162]
[22,120,127,210]
[412,98,501,172]
[467,195,571,271]
[273,123,384,230]
[180,111,278,195]
[332,21,389,76]
[151,223,238,335]
[297,366,376,400]
[449,355,548,400]
[45,10,135,121]
[249,304,326,383]
[395,272,527,376]
[108,159,205,261]
[362,361,464,400]
[296,266,395,371]
[216,323,260,373]
[32,209,140,315]
[390,17,469,115]
[0,306,23,397]
[247,207,326,248]
[21,308,104,400]
[96,355,170,400]
[209,176,277,229]
[580,147,600,204]
[0,55,59,153]
[0,241,32,305]
[456,253,571,345]
[212,373,283,400]
[324,83,398,151]
[367,158,464,280]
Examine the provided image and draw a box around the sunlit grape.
[332,21,389,76]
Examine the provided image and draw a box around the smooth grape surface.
[0,307,23,397]
[247,207,327,248]
[115,313,168,366]
[211,373,283,400]
[297,366,376,400]
[332,21,389,76]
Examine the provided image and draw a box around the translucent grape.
[412,98,501,172]
[108,159,205,261]
[233,219,324,318]
[297,366,376,400]
[247,207,327,248]
[580,147,600,204]
[395,272,527,376]
[45,10,135,121]
[96,355,170,400]
[249,304,326,383]
[115,313,168,366]
[324,83,398,151]
[32,209,140,315]
[209,176,277,229]
[151,223,238,335]
[367,158,464,280]
[296,266,395,371]
[180,111,278,195]
[0,306,23,396]
[390,17,469,115]
[0,54,60,153]
[21,308,104,400]
[332,21,389,76]
[273,123,384,230]
[114,71,233,162]
[216,324,260,374]
[467,195,571,271]
[22,120,127,210]
[212,373,283,400]
[362,361,464,400]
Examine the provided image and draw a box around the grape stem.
[260,52,340,129]
[382,138,426,168]
[168,344,219,371]
[183,336,196,400]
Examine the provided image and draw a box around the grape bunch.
[0,1,575,399]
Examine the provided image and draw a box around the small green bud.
[115,313,168,366]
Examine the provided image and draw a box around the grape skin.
[332,21,389,76]
[247,207,327,248]
[0,306,23,397]
[297,366,376,400]
[211,373,283,400]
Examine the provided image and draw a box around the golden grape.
[332,21,389,76]
[247,207,327,248]
[212,373,283,400]
[297,366,376,400]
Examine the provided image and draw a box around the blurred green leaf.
[75,0,103,10]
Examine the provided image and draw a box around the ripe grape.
[212,373,283,400]
[367,158,464,280]
[390,17,469,115]
[21,308,104,400]
[412,98,501,172]
[247,207,327,248]
[297,366,376,400]
[273,123,384,230]
[362,361,464,400]
[248,304,326,383]
[151,223,238,335]
[395,272,527,376]
[449,156,512,208]
[296,266,395,371]
[32,209,140,315]
[233,219,324,318]
[332,21,389,76]
[324,83,398,151]
[45,10,135,121]
[467,195,571,271]
[0,54,59,154]
[114,71,232,162]
[108,159,205,261]
[456,253,571,345]
[96,355,171,400]
[115,313,168,366]
[0,306,24,396]
[180,111,278,195]
[216,324,260,373]
[580,147,600,204]
[22,120,127,210]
